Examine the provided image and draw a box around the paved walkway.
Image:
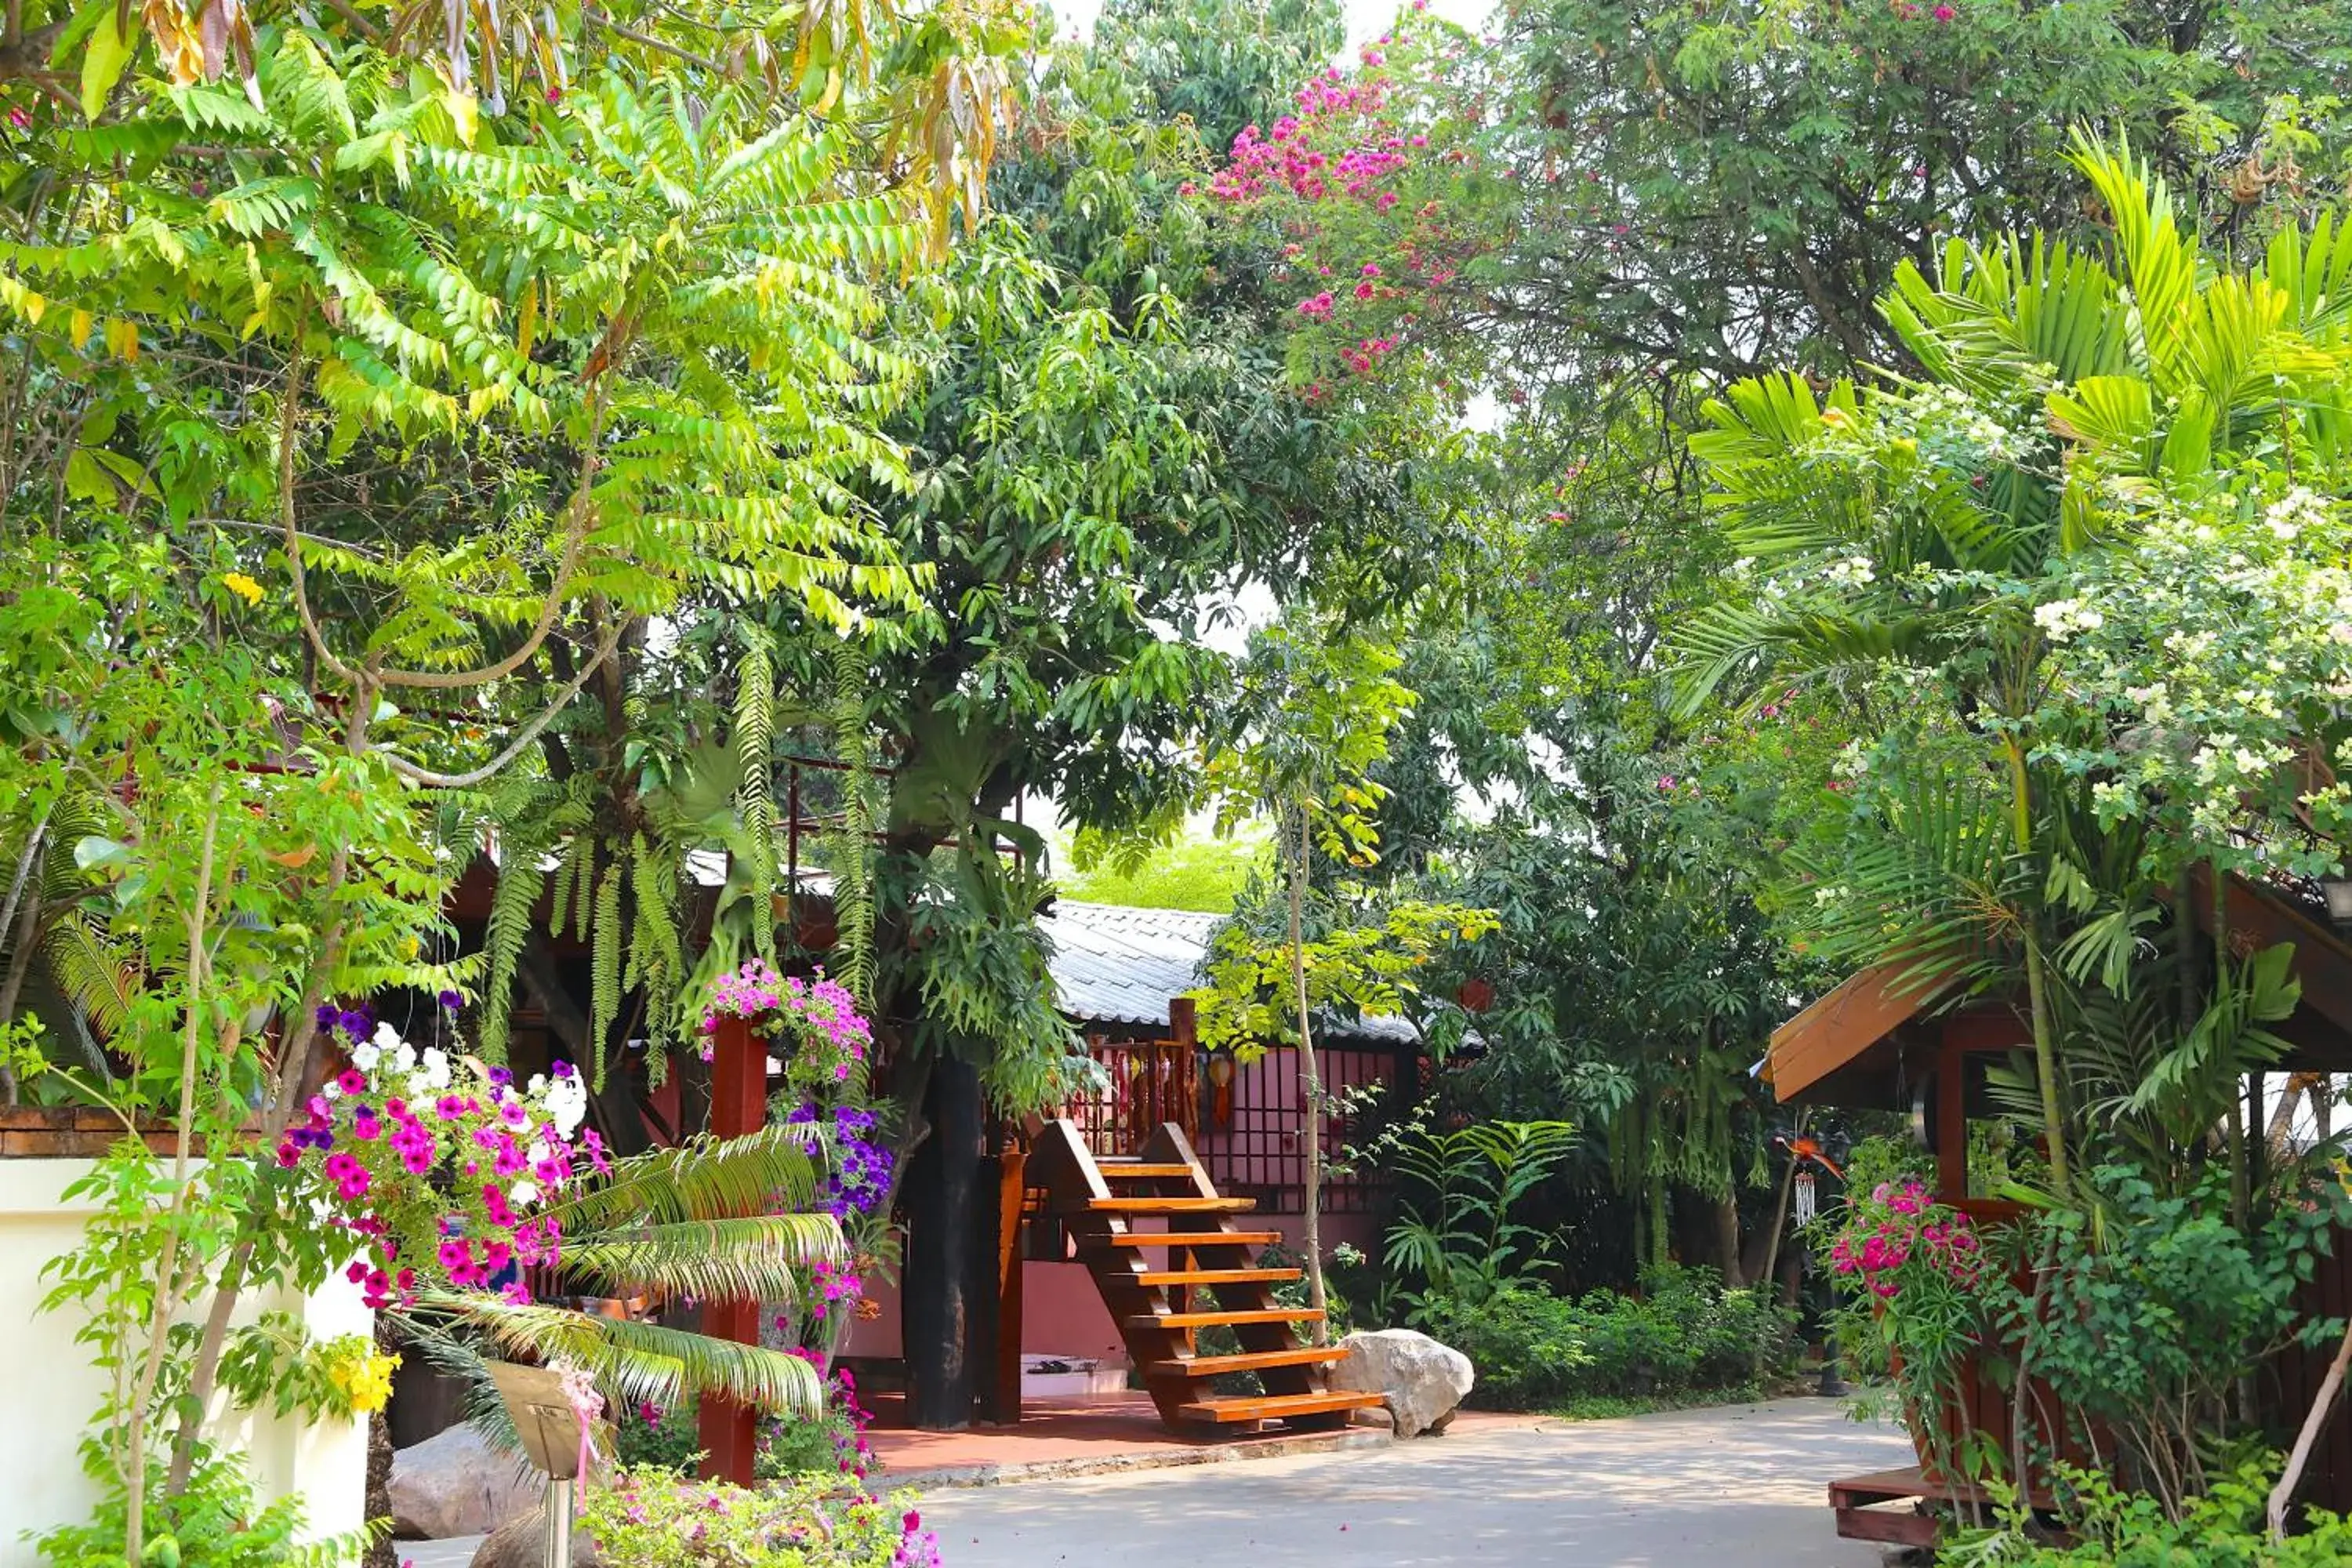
[916,1398,1911,1568]
[401,1397,1911,1568]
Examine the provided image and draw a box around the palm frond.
[559,1214,844,1302]
[542,1123,822,1229]
[419,1294,826,1418]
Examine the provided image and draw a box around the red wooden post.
[698,1012,766,1486]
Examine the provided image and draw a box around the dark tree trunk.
[363,1318,398,1568]
[902,1054,984,1430]
[1710,1192,1748,1289]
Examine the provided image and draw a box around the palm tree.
[1670,135,2352,1196]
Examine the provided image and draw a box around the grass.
[1543,1381,1784,1421]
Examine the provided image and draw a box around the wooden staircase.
[1027,1118,1384,1434]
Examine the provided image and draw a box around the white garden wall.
[0,1158,370,1566]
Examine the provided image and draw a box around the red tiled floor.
[860,1392,1540,1479]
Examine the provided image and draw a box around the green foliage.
[34,1440,361,1568]
[1944,1461,2352,1567]
[1061,826,1269,913]
[579,1467,925,1568]
[610,1392,872,1482]
[1385,1117,1576,1310]
[1414,1266,1798,1413]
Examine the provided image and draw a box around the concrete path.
[399,1397,1913,1568]
[916,1398,1911,1568]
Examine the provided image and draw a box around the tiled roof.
[1037,901,1225,1028]
[1040,899,1417,1044]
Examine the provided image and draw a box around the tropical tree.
[1671,136,2352,1198]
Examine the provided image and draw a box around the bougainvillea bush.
[1196,9,1499,398]
[581,1467,939,1568]
[277,1009,608,1308]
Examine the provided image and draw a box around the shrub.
[610,1374,877,1483]
[1415,1265,1798,1411]
[581,1467,938,1567]
[1943,1461,2352,1566]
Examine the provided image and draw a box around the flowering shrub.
[1826,1180,1984,1301]
[612,1358,880,1484]
[579,1466,938,1568]
[278,1010,607,1308]
[1199,14,1490,394]
[699,962,898,1362]
[699,960,874,1101]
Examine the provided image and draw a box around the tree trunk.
[904,1054,983,1429]
[1288,805,1328,1343]
[363,1318,398,1568]
[1709,1192,1746,1289]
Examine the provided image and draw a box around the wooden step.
[1127,1307,1323,1330]
[1177,1390,1387,1424]
[1095,1163,1197,1179]
[1134,1267,1300,1287]
[1085,1230,1283,1250]
[1081,1196,1255,1214]
[1144,1346,1348,1377]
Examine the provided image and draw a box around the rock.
[1328,1328,1475,1439]
[1346,1402,1396,1432]
[390,1423,543,1538]
[470,1504,606,1568]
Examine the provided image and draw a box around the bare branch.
[374,383,612,691]
[379,618,626,789]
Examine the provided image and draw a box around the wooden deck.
[1828,1465,2058,1548]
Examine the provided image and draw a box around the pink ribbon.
[555,1362,604,1501]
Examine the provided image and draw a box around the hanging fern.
[590,859,624,1091]
[822,637,879,1007]
[735,624,779,967]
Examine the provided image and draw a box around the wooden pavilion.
[1766,869,2352,1545]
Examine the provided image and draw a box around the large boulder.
[470,1504,606,1568]
[390,1423,543,1538]
[1329,1328,1475,1439]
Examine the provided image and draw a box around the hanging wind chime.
[1778,1132,1843,1228]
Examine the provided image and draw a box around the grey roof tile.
[1039,899,1417,1044]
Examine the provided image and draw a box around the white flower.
[2124,682,2172,722]
[392,1040,418,1074]
[528,1074,548,1097]
[321,1079,343,1099]
[1825,556,1875,587]
[509,1180,541,1207]
[350,1040,382,1073]
[417,1047,452,1091]
[2034,597,2103,643]
[2265,485,2331,543]
[372,1022,403,1051]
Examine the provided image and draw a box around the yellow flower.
[328,1347,401,1415]
[222,572,263,607]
